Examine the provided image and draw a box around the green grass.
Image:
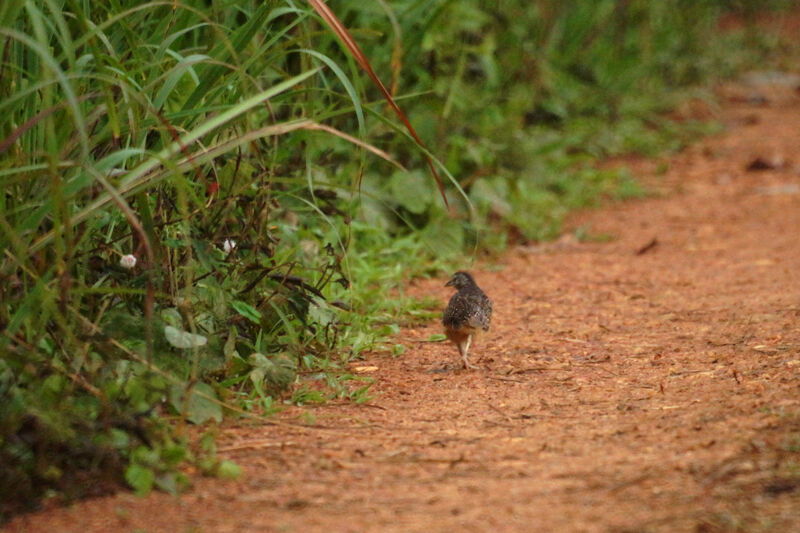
[0,0,796,519]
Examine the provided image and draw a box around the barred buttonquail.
[442,271,492,369]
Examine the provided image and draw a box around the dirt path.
[7,78,800,533]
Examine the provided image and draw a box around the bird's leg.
[461,334,478,369]
[453,341,464,370]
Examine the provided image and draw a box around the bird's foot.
[462,357,479,370]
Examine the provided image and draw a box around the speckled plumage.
[442,271,492,369]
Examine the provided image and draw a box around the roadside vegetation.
[0,0,794,520]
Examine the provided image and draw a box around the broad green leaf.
[389,169,431,214]
[170,382,223,425]
[125,464,155,496]
[248,352,296,395]
[216,460,242,480]
[308,301,335,327]
[163,325,208,349]
[160,308,183,328]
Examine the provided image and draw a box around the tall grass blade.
[307,0,449,206]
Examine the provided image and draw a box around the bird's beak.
[445,278,455,287]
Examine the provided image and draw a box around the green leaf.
[427,333,447,342]
[160,308,183,328]
[223,327,238,361]
[308,300,335,327]
[389,169,432,214]
[154,473,179,495]
[163,325,208,349]
[216,460,242,480]
[170,382,223,425]
[232,300,262,324]
[125,464,155,496]
[248,352,296,395]
[469,177,511,216]
[161,444,188,466]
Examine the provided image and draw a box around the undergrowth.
[0,0,794,520]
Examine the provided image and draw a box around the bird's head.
[445,271,476,290]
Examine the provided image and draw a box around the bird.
[442,271,492,369]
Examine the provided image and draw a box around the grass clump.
[0,0,795,519]
[341,0,796,244]
[0,0,394,516]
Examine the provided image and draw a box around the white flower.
[119,254,137,269]
[222,239,237,254]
